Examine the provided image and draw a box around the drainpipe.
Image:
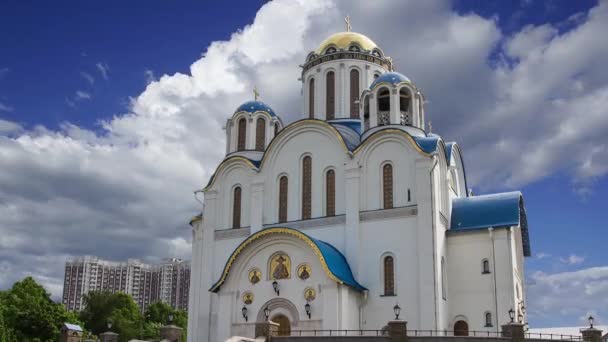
[429,155,439,330]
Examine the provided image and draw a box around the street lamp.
[589,316,594,328]
[168,313,174,324]
[508,308,515,323]
[264,306,271,321]
[305,303,311,319]
[272,280,280,296]
[107,320,113,330]
[393,304,401,320]
[242,306,248,322]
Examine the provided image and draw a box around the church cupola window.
[326,169,335,217]
[484,312,493,327]
[325,46,337,54]
[441,257,447,300]
[363,95,370,130]
[383,255,395,296]
[308,78,315,119]
[377,87,390,126]
[399,88,411,125]
[232,186,242,229]
[237,118,247,151]
[482,259,490,274]
[374,73,380,79]
[326,71,336,120]
[278,176,288,223]
[348,44,361,52]
[350,69,360,119]
[274,122,279,135]
[255,118,266,151]
[301,156,312,220]
[382,164,394,209]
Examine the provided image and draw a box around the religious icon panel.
[243,291,254,305]
[304,287,316,302]
[248,268,262,284]
[297,263,311,280]
[269,252,291,280]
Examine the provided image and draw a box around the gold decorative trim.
[209,227,342,292]
[354,128,434,157]
[203,156,259,191]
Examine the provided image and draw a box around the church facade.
[187,28,531,342]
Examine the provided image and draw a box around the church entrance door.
[272,314,291,336]
[454,320,469,336]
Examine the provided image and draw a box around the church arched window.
[255,117,266,151]
[309,78,315,119]
[326,169,335,216]
[350,69,360,119]
[363,95,370,130]
[278,176,288,223]
[274,122,279,136]
[482,259,490,274]
[377,87,390,125]
[237,118,247,151]
[441,257,447,300]
[382,164,393,209]
[374,73,380,79]
[232,186,242,229]
[301,156,312,220]
[383,255,395,296]
[399,88,411,125]
[326,71,335,120]
[485,312,493,327]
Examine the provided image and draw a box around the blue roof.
[450,191,531,256]
[329,119,362,135]
[235,100,277,117]
[370,72,411,89]
[63,323,83,332]
[412,135,441,154]
[445,142,456,164]
[209,227,366,292]
[330,120,361,151]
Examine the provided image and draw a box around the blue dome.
[235,100,277,117]
[370,72,411,89]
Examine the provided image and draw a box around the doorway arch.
[272,314,291,336]
[256,298,300,323]
[454,320,469,336]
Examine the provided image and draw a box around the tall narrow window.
[383,256,395,296]
[399,88,411,125]
[485,312,493,327]
[275,122,279,135]
[377,87,390,125]
[232,187,242,229]
[363,95,370,130]
[326,71,335,120]
[407,189,411,202]
[441,257,447,300]
[482,259,490,274]
[237,118,247,151]
[326,169,335,216]
[350,69,360,118]
[383,164,393,209]
[255,117,266,151]
[301,156,312,220]
[278,176,288,223]
[309,78,315,119]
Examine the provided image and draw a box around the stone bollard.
[581,327,603,342]
[255,320,280,341]
[387,320,408,342]
[160,324,184,342]
[501,322,525,342]
[99,331,118,342]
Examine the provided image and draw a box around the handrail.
[284,329,583,340]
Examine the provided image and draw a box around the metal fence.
[284,330,583,341]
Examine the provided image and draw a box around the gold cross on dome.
[344,15,352,32]
[253,86,260,101]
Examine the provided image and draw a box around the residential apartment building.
[62,256,190,313]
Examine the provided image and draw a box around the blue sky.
[1,0,607,329]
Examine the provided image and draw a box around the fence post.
[99,331,119,342]
[581,327,603,342]
[160,323,184,342]
[502,322,525,342]
[388,320,408,342]
[255,320,279,341]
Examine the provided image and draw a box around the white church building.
[187,27,531,342]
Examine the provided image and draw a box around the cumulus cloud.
[560,254,585,265]
[0,119,22,135]
[527,267,608,326]
[1,3,607,330]
[144,69,155,84]
[96,62,109,80]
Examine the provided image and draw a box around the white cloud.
[0,102,14,112]
[144,69,155,84]
[536,252,552,260]
[0,119,22,134]
[75,90,91,100]
[80,71,94,85]
[96,62,109,80]
[560,254,586,265]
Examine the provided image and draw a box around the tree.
[79,291,143,341]
[0,277,78,342]
[144,301,187,340]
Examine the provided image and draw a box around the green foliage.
[0,277,78,342]
[143,301,187,340]
[79,291,143,341]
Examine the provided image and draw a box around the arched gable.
[204,156,258,192]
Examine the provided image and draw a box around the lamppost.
[393,304,402,320]
[509,308,515,323]
[589,316,594,329]
[272,280,280,296]
[264,306,271,321]
[305,303,311,319]
[168,313,174,325]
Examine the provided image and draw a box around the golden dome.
[315,31,378,54]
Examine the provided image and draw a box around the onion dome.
[316,31,378,54]
[234,100,277,117]
[370,72,411,89]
